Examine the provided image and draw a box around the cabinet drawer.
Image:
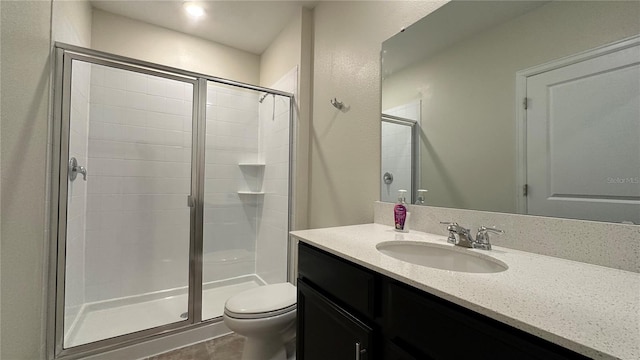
[384,280,588,360]
[298,242,376,318]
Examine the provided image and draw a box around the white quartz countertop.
[290,223,640,360]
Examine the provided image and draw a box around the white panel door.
[526,43,640,223]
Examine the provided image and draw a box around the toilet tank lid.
[225,283,296,314]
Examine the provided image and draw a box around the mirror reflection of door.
[381,108,419,203]
[523,39,640,224]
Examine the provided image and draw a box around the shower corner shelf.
[238,163,265,167]
[238,164,265,196]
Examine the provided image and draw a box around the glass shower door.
[200,81,292,320]
[381,115,417,203]
[60,56,196,348]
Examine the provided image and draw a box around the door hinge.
[523,184,528,196]
[523,97,529,110]
[187,195,196,208]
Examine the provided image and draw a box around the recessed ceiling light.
[184,2,205,18]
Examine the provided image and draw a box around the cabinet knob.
[355,342,367,360]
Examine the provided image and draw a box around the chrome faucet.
[440,222,503,250]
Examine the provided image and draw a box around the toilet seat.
[225,303,296,319]
[224,283,297,320]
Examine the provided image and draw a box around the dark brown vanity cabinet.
[297,281,374,360]
[297,242,378,360]
[297,242,589,360]
[383,281,589,360]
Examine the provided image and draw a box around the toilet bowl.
[223,282,297,360]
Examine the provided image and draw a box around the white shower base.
[65,275,263,348]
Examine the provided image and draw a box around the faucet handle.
[478,226,504,235]
[474,226,504,250]
[440,222,459,244]
[440,222,470,233]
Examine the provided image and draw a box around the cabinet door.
[383,341,421,360]
[297,280,373,360]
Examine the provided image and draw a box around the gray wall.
[308,1,445,228]
[1,1,53,358]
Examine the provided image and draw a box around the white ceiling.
[90,0,317,55]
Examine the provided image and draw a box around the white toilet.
[223,282,297,360]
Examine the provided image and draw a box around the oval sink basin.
[376,241,508,273]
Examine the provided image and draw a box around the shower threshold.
[64,275,264,348]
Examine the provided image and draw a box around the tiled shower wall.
[84,64,193,301]
[202,83,260,282]
[65,61,91,325]
[73,64,290,303]
[256,69,295,284]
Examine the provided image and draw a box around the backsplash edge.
[374,201,640,273]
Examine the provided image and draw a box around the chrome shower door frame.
[49,47,201,359]
[381,114,419,204]
[49,43,296,360]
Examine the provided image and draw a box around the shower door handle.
[383,172,394,185]
[69,157,87,181]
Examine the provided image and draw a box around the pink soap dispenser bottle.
[394,189,408,232]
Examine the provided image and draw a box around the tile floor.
[145,333,245,360]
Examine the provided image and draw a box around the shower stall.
[49,44,294,358]
[380,115,418,203]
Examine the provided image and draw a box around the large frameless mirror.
[381,0,640,224]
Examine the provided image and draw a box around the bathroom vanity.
[291,224,640,360]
